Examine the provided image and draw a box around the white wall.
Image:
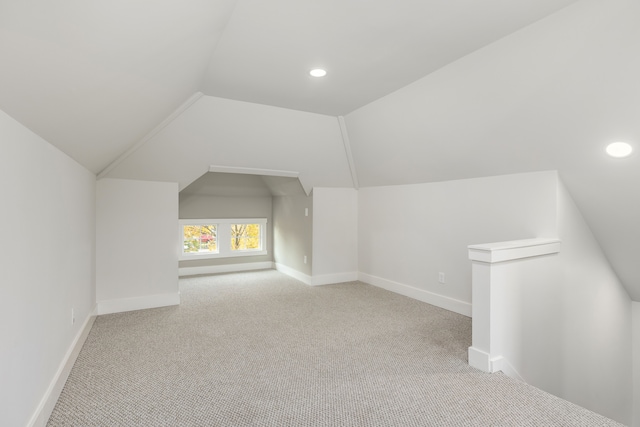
[312,188,358,284]
[96,178,179,314]
[554,180,632,424]
[357,171,558,314]
[359,169,633,422]
[273,194,313,278]
[473,178,632,425]
[0,109,96,427]
[634,301,640,427]
[493,252,563,392]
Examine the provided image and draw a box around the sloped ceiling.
[181,172,273,197]
[2,0,639,298]
[0,0,237,173]
[344,0,640,299]
[201,0,580,115]
[180,172,305,198]
[102,96,354,194]
[0,0,578,174]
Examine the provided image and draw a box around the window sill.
[179,249,268,261]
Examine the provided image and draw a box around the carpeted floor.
[48,270,623,426]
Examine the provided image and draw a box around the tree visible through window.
[231,224,260,250]
[179,218,267,259]
[183,225,217,253]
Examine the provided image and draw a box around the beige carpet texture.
[48,270,623,426]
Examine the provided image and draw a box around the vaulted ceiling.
[1,0,639,299]
[1,0,578,173]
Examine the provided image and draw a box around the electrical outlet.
[438,272,446,284]
[304,255,308,264]
[305,208,309,217]
[71,308,75,325]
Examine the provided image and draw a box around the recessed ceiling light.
[606,142,633,158]
[309,68,327,77]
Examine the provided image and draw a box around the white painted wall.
[357,171,558,313]
[361,169,633,422]
[474,178,632,424]
[312,188,358,284]
[633,301,640,427]
[554,180,631,424]
[466,238,561,377]
[492,252,563,389]
[96,178,179,314]
[0,109,96,427]
[273,194,313,278]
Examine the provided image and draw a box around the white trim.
[468,238,561,263]
[180,249,267,261]
[179,262,274,277]
[208,165,299,178]
[181,218,267,224]
[468,346,492,372]
[98,92,204,179]
[311,271,358,286]
[358,272,472,317]
[337,116,359,189]
[467,347,525,382]
[27,305,97,427]
[275,263,312,286]
[97,292,180,315]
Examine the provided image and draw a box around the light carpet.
[48,270,623,426]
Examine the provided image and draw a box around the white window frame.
[179,218,267,261]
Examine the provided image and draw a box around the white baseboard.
[274,263,312,286]
[468,346,493,372]
[28,305,97,427]
[311,271,359,286]
[179,261,275,277]
[97,292,180,315]
[358,272,472,317]
[468,346,525,382]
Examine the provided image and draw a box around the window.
[179,218,267,260]
[231,223,261,251]
[183,225,217,254]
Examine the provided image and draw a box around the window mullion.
[217,221,232,257]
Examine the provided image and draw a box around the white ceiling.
[2,0,639,299]
[103,95,354,194]
[0,0,237,173]
[0,0,579,174]
[202,0,580,116]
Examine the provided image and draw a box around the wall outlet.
[438,272,446,284]
[304,255,307,264]
[71,308,75,325]
[305,208,309,217]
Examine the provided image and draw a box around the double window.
[179,218,267,260]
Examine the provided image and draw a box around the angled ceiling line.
[208,165,311,196]
[208,165,299,178]
[338,116,359,189]
[198,0,241,91]
[97,92,205,180]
